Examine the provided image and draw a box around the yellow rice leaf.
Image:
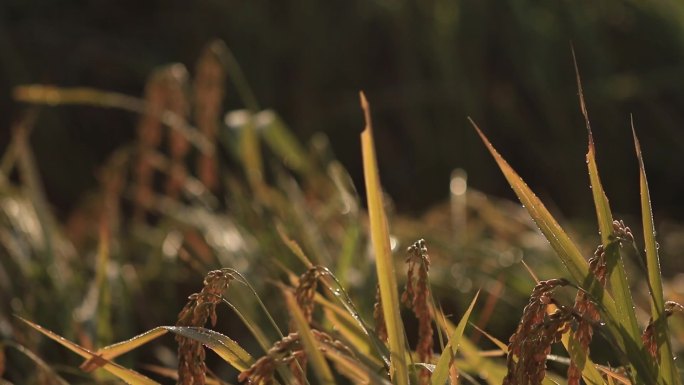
[360,91,409,385]
[18,317,159,385]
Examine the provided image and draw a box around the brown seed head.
[402,239,434,385]
[503,279,571,385]
[176,269,234,385]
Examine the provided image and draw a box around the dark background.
[3,0,684,221]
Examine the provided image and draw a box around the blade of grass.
[17,317,159,385]
[572,48,614,246]
[431,291,479,385]
[229,270,288,340]
[80,326,254,373]
[221,299,272,353]
[275,231,364,353]
[573,51,643,381]
[165,327,255,372]
[220,297,298,385]
[586,128,641,336]
[322,307,375,358]
[81,327,168,369]
[360,91,409,385]
[469,119,604,300]
[597,365,631,385]
[283,289,336,385]
[468,323,507,353]
[276,223,314,268]
[435,309,508,385]
[633,120,680,385]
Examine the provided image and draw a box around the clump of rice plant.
[5,41,684,385]
[467,52,684,385]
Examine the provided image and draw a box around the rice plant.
[2,40,682,385]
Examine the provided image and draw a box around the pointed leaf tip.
[359,91,371,131]
[572,46,593,139]
[468,118,489,147]
[631,116,643,162]
[359,91,368,109]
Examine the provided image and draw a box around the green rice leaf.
[431,291,478,385]
[633,121,680,385]
[586,128,640,342]
[360,92,409,385]
[573,52,614,245]
[573,54,642,377]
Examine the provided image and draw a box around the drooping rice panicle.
[176,269,234,385]
[401,239,434,385]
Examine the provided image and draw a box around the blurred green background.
[2,0,684,220]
